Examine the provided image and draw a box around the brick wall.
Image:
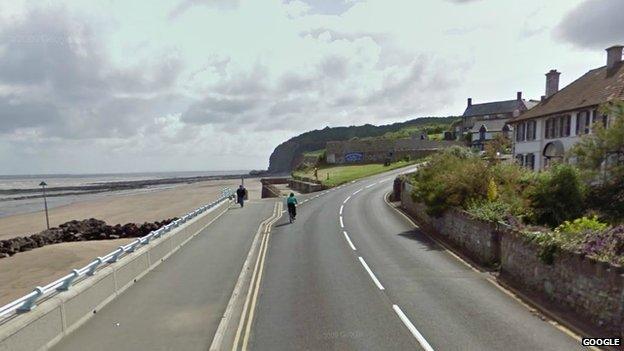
[500,230,624,336]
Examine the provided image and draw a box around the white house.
[510,45,624,171]
[461,92,538,151]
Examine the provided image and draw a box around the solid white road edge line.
[343,231,357,251]
[358,256,384,290]
[392,305,435,351]
[339,216,344,228]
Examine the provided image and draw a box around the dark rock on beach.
[0,217,178,259]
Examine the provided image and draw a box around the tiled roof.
[511,62,624,123]
[469,119,510,133]
[462,99,526,117]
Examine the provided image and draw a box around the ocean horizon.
[0,170,250,190]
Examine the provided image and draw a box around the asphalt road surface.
[248,168,583,351]
[52,167,585,351]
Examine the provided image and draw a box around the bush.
[526,164,585,227]
[555,216,608,235]
[466,200,511,223]
[586,177,624,224]
[411,147,488,216]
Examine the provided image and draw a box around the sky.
[0,0,622,174]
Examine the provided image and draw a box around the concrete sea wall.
[0,200,232,351]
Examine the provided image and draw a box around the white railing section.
[0,188,234,320]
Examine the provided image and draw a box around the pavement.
[52,199,275,351]
[51,166,586,351]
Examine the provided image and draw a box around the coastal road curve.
[248,167,584,351]
[50,166,585,351]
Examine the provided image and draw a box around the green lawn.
[293,160,416,187]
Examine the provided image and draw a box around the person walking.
[236,184,247,208]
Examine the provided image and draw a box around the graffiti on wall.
[344,152,364,163]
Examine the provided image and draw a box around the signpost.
[39,181,50,230]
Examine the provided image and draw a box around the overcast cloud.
[0,0,618,174]
[555,0,624,49]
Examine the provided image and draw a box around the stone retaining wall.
[288,179,323,193]
[400,182,500,267]
[397,176,624,337]
[500,230,624,337]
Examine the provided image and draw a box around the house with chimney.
[509,45,624,171]
[461,92,538,151]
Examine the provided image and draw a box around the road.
[247,168,583,351]
[52,167,584,351]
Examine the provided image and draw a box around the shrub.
[466,200,511,223]
[555,216,608,235]
[526,164,585,227]
[411,147,488,216]
[487,179,498,201]
[586,177,624,224]
[580,225,624,265]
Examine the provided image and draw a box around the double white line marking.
[231,202,282,351]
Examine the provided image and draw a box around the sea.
[0,171,248,218]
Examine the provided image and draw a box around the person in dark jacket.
[236,185,247,207]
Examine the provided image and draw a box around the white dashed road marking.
[393,305,435,351]
[343,231,357,251]
[358,256,384,290]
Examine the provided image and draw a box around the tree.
[570,100,624,180]
[484,133,512,161]
[570,100,624,222]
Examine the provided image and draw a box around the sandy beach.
[0,178,261,306]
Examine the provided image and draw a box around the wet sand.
[0,178,260,306]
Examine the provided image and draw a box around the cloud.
[0,6,184,139]
[168,0,240,19]
[555,0,624,49]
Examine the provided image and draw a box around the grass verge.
[293,160,416,187]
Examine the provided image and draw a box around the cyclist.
[286,193,298,222]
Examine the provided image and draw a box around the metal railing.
[0,188,234,320]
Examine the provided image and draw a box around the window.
[479,125,487,141]
[525,153,535,170]
[576,110,591,135]
[530,121,537,140]
[526,121,533,141]
[593,109,609,128]
[516,123,525,142]
[516,154,524,166]
[561,115,571,137]
[544,119,551,139]
[546,115,570,139]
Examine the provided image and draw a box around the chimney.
[606,45,623,69]
[516,91,522,101]
[467,98,472,107]
[545,69,560,98]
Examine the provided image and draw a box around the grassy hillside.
[268,116,459,174]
